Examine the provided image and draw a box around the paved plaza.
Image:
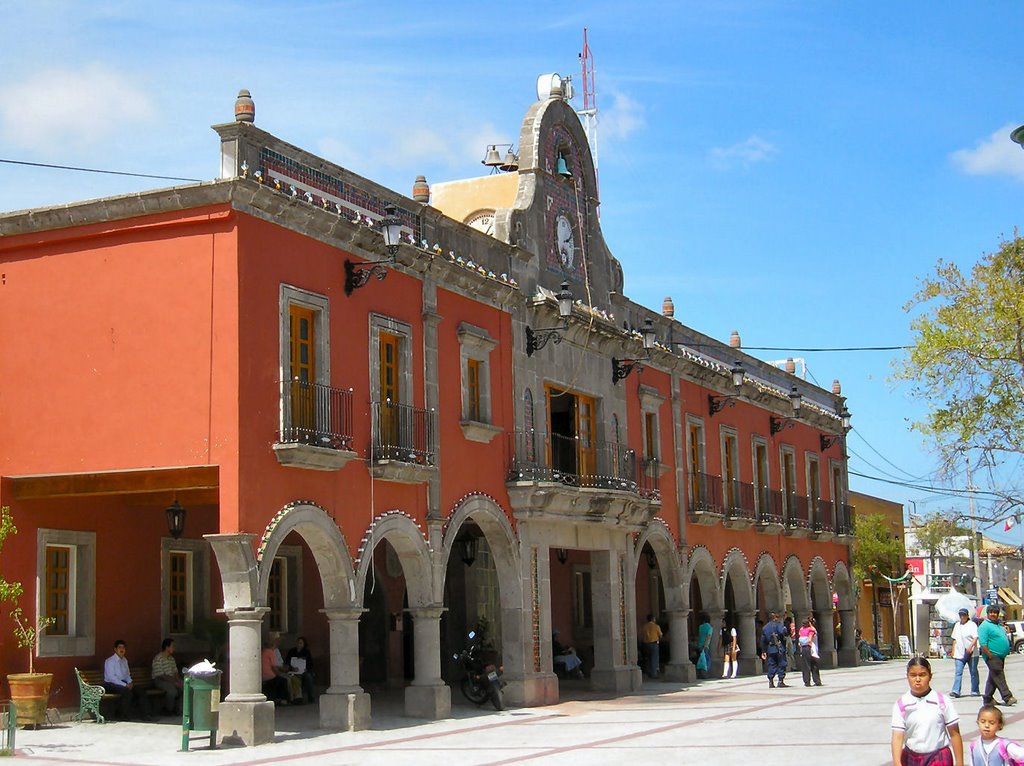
[9,657,1024,765]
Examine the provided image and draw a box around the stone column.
[837,606,859,666]
[590,550,641,693]
[319,607,370,731]
[662,608,695,682]
[736,609,758,677]
[814,608,837,669]
[404,606,451,719]
[218,607,275,747]
[507,542,557,707]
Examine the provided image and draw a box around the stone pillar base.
[590,666,641,693]
[663,661,696,683]
[320,691,371,731]
[404,684,451,719]
[218,700,275,747]
[837,647,859,667]
[505,674,559,706]
[818,649,838,670]
[738,656,760,677]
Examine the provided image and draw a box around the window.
[267,557,287,634]
[721,428,739,509]
[572,568,593,631]
[457,323,499,442]
[807,454,820,502]
[638,386,665,464]
[686,417,706,506]
[546,386,596,477]
[44,545,71,636]
[37,529,95,658]
[781,446,797,516]
[279,285,330,442]
[161,537,210,650]
[264,545,302,637]
[466,359,481,421]
[752,438,770,512]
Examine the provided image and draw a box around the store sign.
[878,590,893,608]
[905,558,925,576]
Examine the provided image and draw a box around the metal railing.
[689,472,723,514]
[279,380,354,450]
[835,502,853,535]
[0,701,14,755]
[787,494,811,529]
[727,481,757,522]
[814,499,835,533]
[507,431,660,499]
[371,400,436,465]
[758,489,785,525]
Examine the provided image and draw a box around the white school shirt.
[951,620,978,660]
[891,689,959,754]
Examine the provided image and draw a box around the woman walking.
[798,617,822,687]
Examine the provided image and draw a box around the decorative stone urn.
[7,672,53,728]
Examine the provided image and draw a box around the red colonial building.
[0,82,855,744]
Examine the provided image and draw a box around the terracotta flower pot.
[7,673,53,728]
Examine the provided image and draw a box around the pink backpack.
[969,738,1024,766]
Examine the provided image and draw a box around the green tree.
[896,234,1024,512]
[851,513,904,583]
[912,513,969,566]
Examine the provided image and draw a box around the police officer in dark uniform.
[760,611,790,688]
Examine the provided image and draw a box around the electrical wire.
[848,469,1005,500]
[0,157,201,183]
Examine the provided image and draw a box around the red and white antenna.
[578,27,599,198]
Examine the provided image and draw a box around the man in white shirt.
[103,639,153,720]
[949,608,980,698]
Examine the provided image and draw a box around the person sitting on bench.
[103,639,153,721]
[151,637,183,715]
[552,629,584,678]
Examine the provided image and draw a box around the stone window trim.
[458,322,500,443]
[36,528,96,659]
[805,452,821,500]
[637,385,666,413]
[369,313,414,405]
[279,284,331,387]
[160,537,211,653]
[685,414,706,476]
[720,425,740,479]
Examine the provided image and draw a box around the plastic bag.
[696,649,709,672]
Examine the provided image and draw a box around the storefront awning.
[998,586,1022,607]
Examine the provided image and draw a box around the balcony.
[506,431,661,527]
[835,502,854,538]
[369,400,437,484]
[756,489,785,534]
[784,494,811,538]
[688,472,723,526]
[272,381,357,471]
[723,480,757,530]
[811,498,835,541]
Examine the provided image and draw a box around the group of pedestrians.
[892,604,1020,766]
[759,610,823,688]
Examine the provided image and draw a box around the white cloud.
[950,124,1024,181]
[0,65,155,153]
[708,135,779,169]
[599,91,645,144]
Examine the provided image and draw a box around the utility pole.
[965,452,983,601]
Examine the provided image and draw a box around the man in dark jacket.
[760,612,790,688]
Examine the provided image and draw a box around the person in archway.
[696,612,713,678]
[552,629,583,679]
[761,611,790,688]
[286,636,317,704]
[721,619,739,678]
[261,634,291,705]
[640,614,663,679]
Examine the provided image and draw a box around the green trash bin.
[180,670,221,752]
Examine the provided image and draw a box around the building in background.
[0,82,854,745]
[850,492,909,655]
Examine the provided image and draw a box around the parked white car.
[1004,620,1024,654]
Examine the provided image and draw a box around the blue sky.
[3,2,1024,543]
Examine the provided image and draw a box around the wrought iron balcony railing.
[689,472,723,515]
[727,480,757,523]
[835,502,853,535]
[507,431,660,500]
[787,494,811,529]
[371,399,436,465]
[814,499,835,534]
[279,380,354,450]
[759,489,785,526]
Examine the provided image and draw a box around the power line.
[848,469,1005,500]
[0,158,201,183]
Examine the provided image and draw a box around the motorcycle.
[453,630,505,710]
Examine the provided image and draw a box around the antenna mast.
[578,27,599,201]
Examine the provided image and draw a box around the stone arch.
[256,501,357,609]
[782,554,810,616]
[808,556,837,667]
[831,560,855,611]
[752,553,783,614]
[634,520,684,604]
[439,493,520,604]
[686,545,721,621]
[721,549,755,611]
[354,511,434,608]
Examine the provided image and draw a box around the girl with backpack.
[971,704,1024,765]
[891,657,963,766]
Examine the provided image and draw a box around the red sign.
[905,558,925,576]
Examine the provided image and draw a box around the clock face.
[555,214,575,270]
[466,211,495,236]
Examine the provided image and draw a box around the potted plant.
[1,506,54,727]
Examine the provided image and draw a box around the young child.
[891,657,964,766]
[971,704,1024,765]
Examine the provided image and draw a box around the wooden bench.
[75,667,166,723]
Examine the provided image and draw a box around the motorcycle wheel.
[461,677,489,705]
[490,683,505,711]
